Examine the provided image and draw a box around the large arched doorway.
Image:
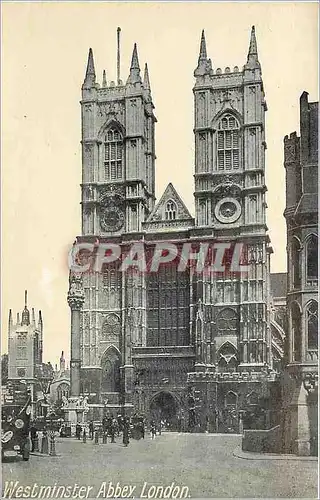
[101,346,121,393]
[150,392,179,431]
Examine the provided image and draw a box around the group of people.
[73,414,163,446]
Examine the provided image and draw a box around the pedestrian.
[76,423,81,440]
[139,418,145,439]
[110,419,116,443]
[41,428,49,454]
[102,416,108,434]
[30,423,38,452]
[150,420,156,439]
[117,415,123,436]
[89,421,94,440]
[122,418,130,447]
[113,418,119,438]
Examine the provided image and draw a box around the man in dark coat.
[75,423,81,440]
[89,421,94,440]
[30,423,38,452]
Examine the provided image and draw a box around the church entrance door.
[150,392,178,431]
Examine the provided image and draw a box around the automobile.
[1,396,32,461]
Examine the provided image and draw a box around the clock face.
[100,206,124,232]
[215,197,241,224]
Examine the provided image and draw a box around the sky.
[1,1,319,366]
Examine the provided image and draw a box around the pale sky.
[1,2,319,366]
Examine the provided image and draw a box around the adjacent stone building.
[282,92,318,455]
[67,27,285,429]
[49,351,70,403]
[7,291,53,416]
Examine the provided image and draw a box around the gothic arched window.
[101,314,121,343]
[146,262,189,347]
[217,114,240,171]
[291,238,301,289]
[165,200,177,220]
[225,391,238,407]
[102,262,121,289]
[104,127,123,181]
[246,391,259,406]
[217,342,238,373]
[307,301,318,350]
[101,347,121,393]
[291,301,301,362]
[306,235,318,283]
[217,308,238,335]
[57,383,69,401]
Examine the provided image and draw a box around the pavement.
[233,445,318,461]
[2,433,318,499]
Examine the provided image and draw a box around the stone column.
[67,273,85,397]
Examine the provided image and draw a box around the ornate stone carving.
[67,273,85,310]
[302,372,318,394]
[100,206,125,232]
[84,104,92,113]
[213,182,242,200]
[99,184,125,201]
[284,139,298,164]
[85,185,94,199]
[98,184,125,232]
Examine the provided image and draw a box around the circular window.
[215,197,241,224]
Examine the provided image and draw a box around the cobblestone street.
[2,433,318,499]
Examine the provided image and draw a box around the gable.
[146,183,193,223]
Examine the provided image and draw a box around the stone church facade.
[281,92,318,455]
[67,27,284,430]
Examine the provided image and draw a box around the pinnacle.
[199,29,207,60]
[130,43,140,70]
[247,25,259,62]
[83,48,96,87]
[102,69,107,87]
[127,43,142,85]
[86,48,96,77]
[194,29,211,77]
[143,63,151,91]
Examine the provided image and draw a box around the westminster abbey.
[67,27,287,432]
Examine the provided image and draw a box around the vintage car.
[1,397,32,461]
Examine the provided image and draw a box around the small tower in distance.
[8,291,43,382]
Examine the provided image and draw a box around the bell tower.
[69,31,157,409]
[193,27,267,232]
[81,30,156,236]
[193,27,272,371]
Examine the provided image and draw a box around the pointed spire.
[127,43,142,85]
[83,48,96,88]
[102,70,107,87]
[21,289,30,326]
[60,351,66,371]
[8,309,13,331]
[31,308,36,328]
[38,310,43,329]
[143,63,150,91]
[131,43,140,70]
[199,29,207,61]
[194,29,211,77]
[246,26,260,67]
[17,312,20,325]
